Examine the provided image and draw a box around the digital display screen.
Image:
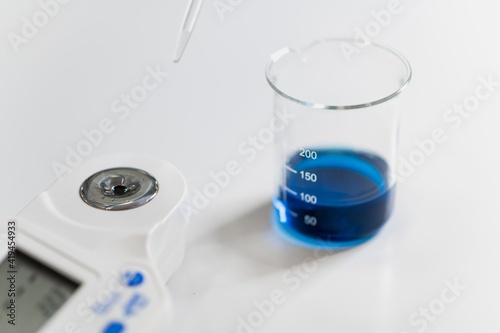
[0,251,80,332]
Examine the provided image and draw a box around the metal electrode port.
[80,167,159,211]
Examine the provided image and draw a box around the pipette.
[173,0,204,63]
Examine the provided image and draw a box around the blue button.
[124,293,149,317]
[103,322,125,333]
[121,271,144,287]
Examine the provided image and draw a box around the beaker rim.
[265,37,412,110]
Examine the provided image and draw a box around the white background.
[1,0,500,332]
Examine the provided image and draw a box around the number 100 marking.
[300,193,317,204]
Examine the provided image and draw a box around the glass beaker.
[266,38,412,249]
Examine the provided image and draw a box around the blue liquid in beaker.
[273,149,394,248]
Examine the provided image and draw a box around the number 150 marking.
[300,171,317,182]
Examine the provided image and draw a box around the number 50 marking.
[304,215,317,226]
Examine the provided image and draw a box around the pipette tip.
[172,30,190,63]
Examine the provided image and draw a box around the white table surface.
[1,0,500,332]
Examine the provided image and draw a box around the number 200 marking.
[299,149,317,160]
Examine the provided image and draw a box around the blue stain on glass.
[121,271,144,287]
[273,149,395,249]
[103,322,125,333]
